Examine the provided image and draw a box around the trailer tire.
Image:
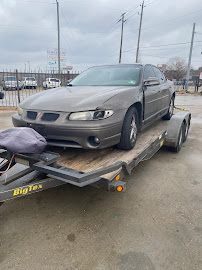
[163,96,174,120]
[183,118,190,142]
[172,123,184,153]
[117,107,139,150]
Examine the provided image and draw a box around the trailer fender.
[164,111,191,148]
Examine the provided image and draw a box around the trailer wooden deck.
[49,119,168,180]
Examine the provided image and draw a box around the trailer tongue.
[0,111,191,203]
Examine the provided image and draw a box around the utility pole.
[119,13,126,63]
[28,61,30,73]
[185,23,196,91]
[136,0,145,63]
[56,0,61,74]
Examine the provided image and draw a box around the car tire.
[163,96,174,120]
[117,107,139,150]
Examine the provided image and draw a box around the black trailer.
[0,111,191,203]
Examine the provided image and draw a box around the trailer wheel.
[117,107,139,150]
[172,124,184,153]
[183,118,190,142]
[163,96,174,120]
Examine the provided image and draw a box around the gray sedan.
[12,64,175,150]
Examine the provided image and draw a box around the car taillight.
[36,81,37,84]
[49,81,50,84]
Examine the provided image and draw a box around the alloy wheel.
[130,115,137,143]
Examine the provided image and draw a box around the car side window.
[152,66,165,84]
[143,65,155,81]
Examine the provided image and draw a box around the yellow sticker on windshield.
[128,80,136,84]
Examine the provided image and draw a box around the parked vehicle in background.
[42,78,61,89]
[2,76,23,90]
[13,64,175,150]
[23,77,37,89]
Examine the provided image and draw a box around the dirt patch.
[0,107,17,111]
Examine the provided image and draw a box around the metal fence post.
[16,69,20,104]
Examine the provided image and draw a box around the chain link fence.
[0,70,79,107]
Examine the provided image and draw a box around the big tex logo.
[13,184,43,196]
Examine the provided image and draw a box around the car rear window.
[4,76,17,81]
[50,79,59,82]
[26,77,35,81]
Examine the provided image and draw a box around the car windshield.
[4,76,17,81]
[70,65,142,86]
[26,77,35,81]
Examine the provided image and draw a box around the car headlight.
[17,106,23,116]
[69,110,114,121]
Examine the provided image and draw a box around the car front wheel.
[117,107,139,150]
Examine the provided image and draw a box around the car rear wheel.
[117,107,139,150]
[163,96,174,120]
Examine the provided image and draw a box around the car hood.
[20,86,137,112]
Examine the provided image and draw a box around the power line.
[145,0,159,7]
[73,16,122,56]
[59,0,123,11]
[125,7,202,38]
[59,5,75,40]
[17,0,53,4]
[0,24,56,30]
[123,40,202,53]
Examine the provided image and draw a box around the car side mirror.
[144,77,160,86]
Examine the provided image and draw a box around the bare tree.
[166,57,187,82]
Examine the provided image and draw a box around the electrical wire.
[73,16,122,56]
[122,40,202,53]
[125,7,202,38]
[59,5,76,40]
[0,154,15,174]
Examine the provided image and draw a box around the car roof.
[88,63,144,68]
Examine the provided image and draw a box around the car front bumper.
[12,111,125,149]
